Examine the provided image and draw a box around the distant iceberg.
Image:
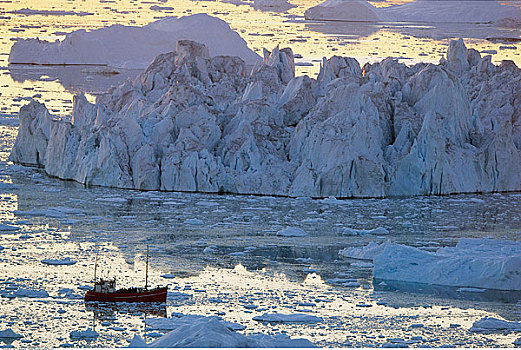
[305,0,521,26]
[9,38,521,198]
[8,14,261,68]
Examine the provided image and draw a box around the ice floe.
[10,39,521,198]
[469,317,521,333]
[374,238,521,291]
[9,288,49,298]
[8,14,260,68]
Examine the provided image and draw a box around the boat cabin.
[94,279,117,294]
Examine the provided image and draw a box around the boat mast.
[94,251,98,282]
[145,245,149,290]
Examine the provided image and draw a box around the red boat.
[84,246,168,303]
[84,279,168,302]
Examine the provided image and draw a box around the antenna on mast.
[145,245,149,290]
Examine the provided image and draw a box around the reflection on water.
[306,19,521,42]
[8,65,140,96]
[86,302,168,320]
[375,279,521,306]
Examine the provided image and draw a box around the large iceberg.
[8,14,260,68]
[9,38,521,198]
[373,238,521,291]
[304,0,521,26]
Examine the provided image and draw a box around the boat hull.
[84,287,168,303]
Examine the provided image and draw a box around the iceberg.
[8,14,260,68]
[305,0,521,27]
[304,0,383,22]
[373,238,521,291]
[9,38,521,198]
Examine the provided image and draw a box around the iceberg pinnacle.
[9,39,521,198]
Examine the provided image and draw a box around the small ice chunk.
[276,227,308,237]
[253,313,323,323]
[161,273,175,279]
[203,246,218,254]
[326,278,360,287]
[195,201,219,206]
[185,218,204,225]
[351,261,374,268]
[340,227,389,236]
[95,197,127,203]
[0,223,19,231]
[0,329,23,339]
[70,328,99,339]
[457,287,486,293]
[41,257,76,265]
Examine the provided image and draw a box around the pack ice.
[373,238,521,291]
[8,14,260,68]
[9,38,521,198]
[305,0,521,26]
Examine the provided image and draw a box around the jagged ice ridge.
[9,38,521,198]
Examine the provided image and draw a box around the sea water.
[1,0,521,347]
